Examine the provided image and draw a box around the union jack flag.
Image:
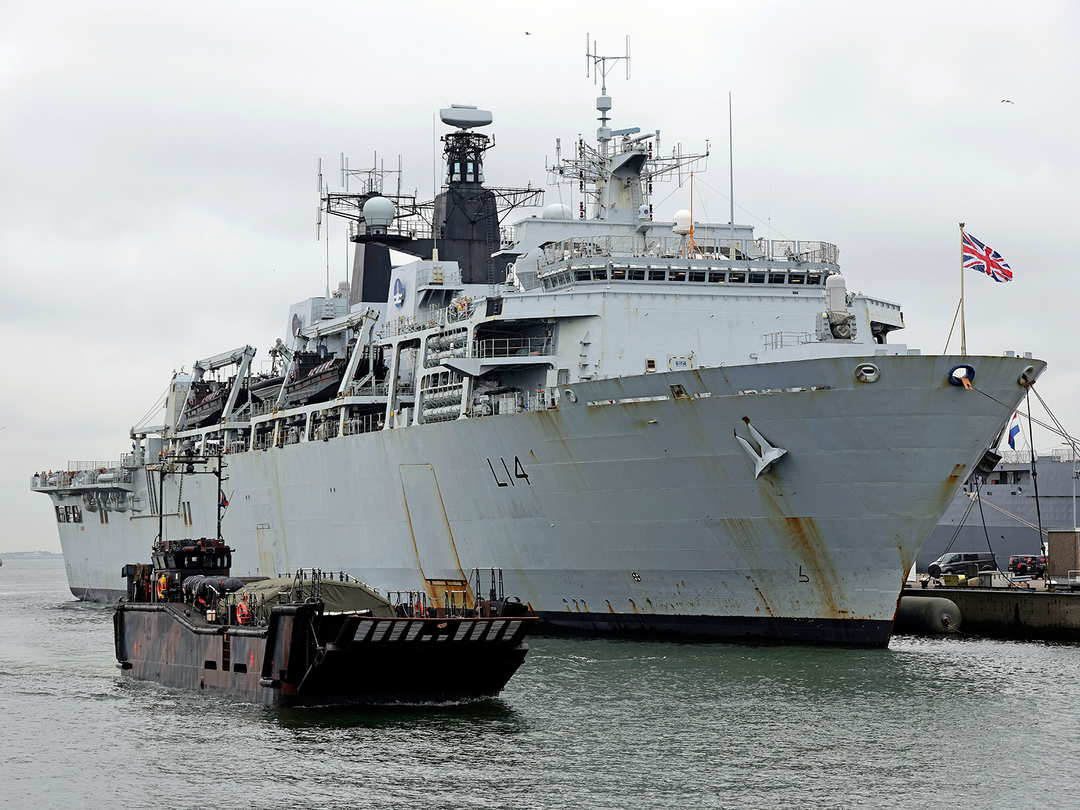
[962,231,1013,283]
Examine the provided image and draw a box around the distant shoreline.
[1,551,63,558]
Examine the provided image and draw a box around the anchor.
[735,420,787,479]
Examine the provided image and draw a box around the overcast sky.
[3,0,1078,553]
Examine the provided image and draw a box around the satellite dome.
[362,196,396,229]
[542,203,572,220]
[672,209,692,235]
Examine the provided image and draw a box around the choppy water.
[2,557,1079,809]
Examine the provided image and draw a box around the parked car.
[1009,554,1035,574]
[1008,554,1046,577]
[927,551,998,578]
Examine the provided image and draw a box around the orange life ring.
[236,600,252,625]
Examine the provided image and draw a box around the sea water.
[2,557,1078,809]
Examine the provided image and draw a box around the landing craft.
[113,453,534,706]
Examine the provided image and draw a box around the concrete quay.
[900,582,1080,641]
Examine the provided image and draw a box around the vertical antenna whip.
[432,112,438,258]
[729,92,735,240]
[316,158,323,240]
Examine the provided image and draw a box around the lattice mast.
[547,35,710,223]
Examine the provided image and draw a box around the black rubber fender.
[894,596,962,634]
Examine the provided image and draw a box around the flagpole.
[959,222,966,356]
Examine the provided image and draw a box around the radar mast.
[547,35,710,223]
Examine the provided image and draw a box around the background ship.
[33,53,1044,645]
[918,449,1079,570]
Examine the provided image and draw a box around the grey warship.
[34,50,1044,645]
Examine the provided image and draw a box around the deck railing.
[32,467,136,489]
[343,412,384,436]
[473,337,554,358]
[762,332,814,351]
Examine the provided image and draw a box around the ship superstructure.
[34,58,1044,645]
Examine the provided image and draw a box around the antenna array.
[586,33,631,91]
[545,34,709,219]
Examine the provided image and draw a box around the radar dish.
[439,105,493,129]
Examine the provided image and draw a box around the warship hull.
[48,353,1041,645]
